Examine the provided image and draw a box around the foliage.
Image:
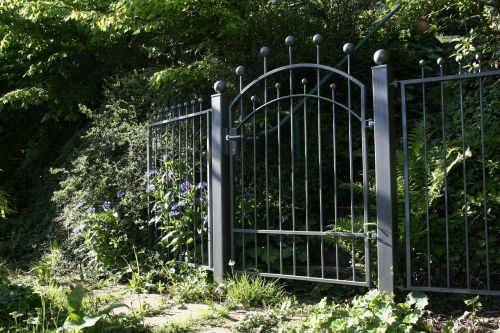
[165,265,216,303]
[286,290,429,333]
[225,275,288,310]
[233,299,293,333]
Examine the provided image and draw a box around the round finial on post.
[343,42,354,54]
[437,57,445,66]
[301,78,308,85]
[191,100,196,105]
[183,102,188,107]
[213,80,226,93]
[260,47,270,57]
[198,97,204,104]
[285,35,295,46]
[275,83,281,89]
[475,53,483,62]
[177,104,182,109]
[419,59,426,67]
[250,95,257,103]
[330,83,336,90]
[236,66,245,76]
[312,34,323,45]
[373,49,388,65]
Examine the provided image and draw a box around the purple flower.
[180,181,191,195]
[196,181,208,190]
[86,207,95,214]
[146,170,155,179]
[169,210,181,218]
[199,194,208,202]
[145,184,156,193]
[171,203,181,211]
[74,202,84,209]
[73,225,85,233]
[117,191,125,199]
[202,215,208,224]
[102,201,111,211]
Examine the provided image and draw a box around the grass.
[225,274,288,310]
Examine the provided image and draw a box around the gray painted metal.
[210,91,231,282]
[373,62,398,294]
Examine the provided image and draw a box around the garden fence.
[148,35,500,296]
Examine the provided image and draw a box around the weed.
[152,319,198,333]
[225,275,288,310]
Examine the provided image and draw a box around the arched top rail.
[228,63,365,111]
[234,93,362,130]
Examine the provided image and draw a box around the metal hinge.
[366,119,374,129]
[367,230,378,240]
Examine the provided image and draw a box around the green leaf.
[63,315,103,330]
[98,303,129,316]
[67,284,85,314]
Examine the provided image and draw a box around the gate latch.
[366,119,374,129]
[367,230,377,240]
[226,134,243,141]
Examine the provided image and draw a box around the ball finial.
[301,78,308,85]
[419,59,426,67]
[250,95,257,103]
[373,49,388,65]
[191,100,196,105]
[312,34,323,45]
[213,81,226,94]
[260,46,270,57]
[475,53,483,62]
[330,83,336,90]
[285,35,295,46]
[275,83,281,89]
[343,43,354,54]
[183,102,188,107]
[197,97,203,104]
[177,104,182,109]
[236,66,245,76]
[437,57,445,66]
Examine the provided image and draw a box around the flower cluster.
[180,180,191,195]
[102,201,111,211]
[196,181,208,190]
[146,184,156,193]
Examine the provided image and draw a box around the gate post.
[372,50,398,293]
[210,81,231,282]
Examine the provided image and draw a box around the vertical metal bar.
[204,97,214,269]
[420,60,432,287]
[438,59,450,288]
[302,79,310,277]
[177,104,182,187]
[262,49,271,273]
[361,87,370,286]
[331,84,339,280]
[185,103,189,180]
[372,51,398,293]
[458,61,470,289]
[147,126,153,222]
[315,37,325,279]
[191,102,197,263]
[276,83,283,275]
[477,55,490,289]
[252,96,258,270]
[286,36,297,276]
[401,82,411,290]
[346,49,356,281]
[199,103,205,265]
[237,70,246,271]
[211,82,230,282]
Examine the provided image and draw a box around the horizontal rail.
[149,109,211,127]
[402,286,500,297]
[395,69,500,86]
[232,228,366,238]
[237,270,370,287]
